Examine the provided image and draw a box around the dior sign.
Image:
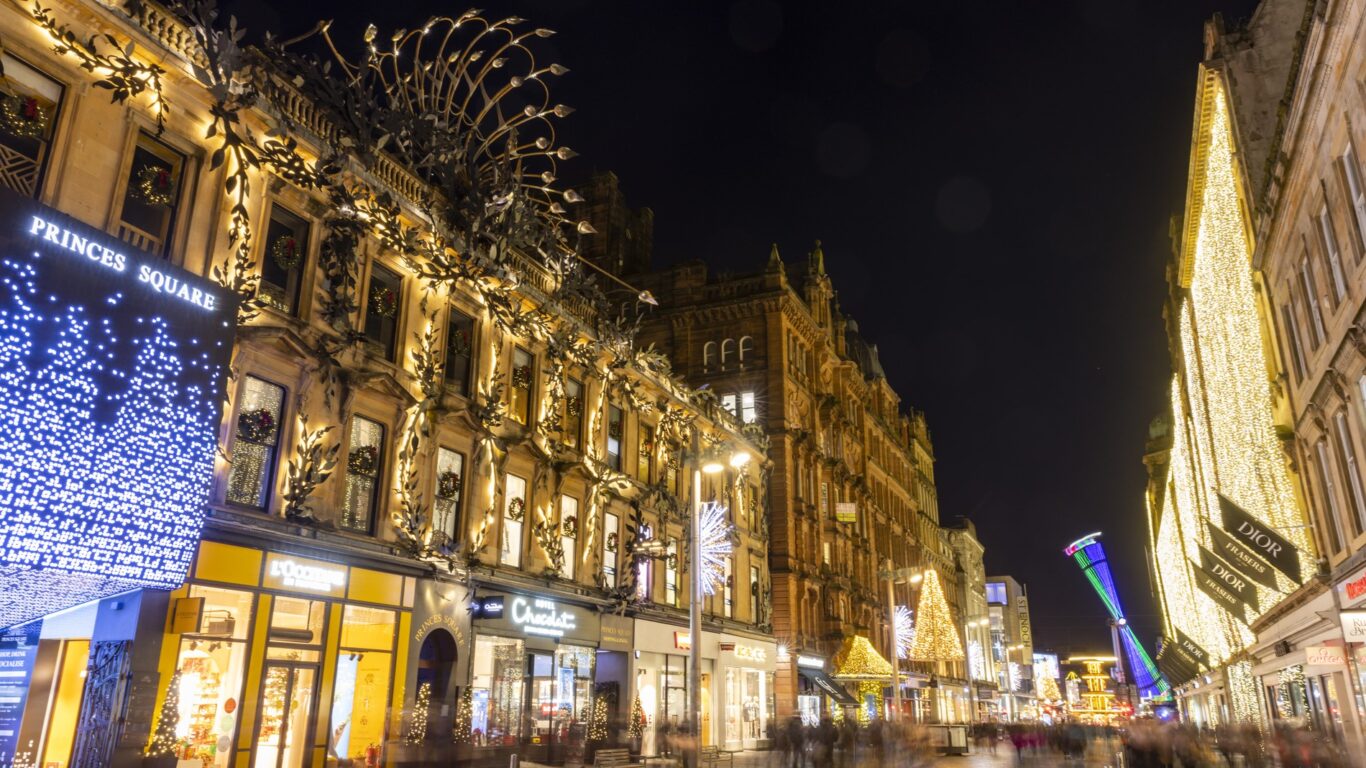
[1219,494,1302,583]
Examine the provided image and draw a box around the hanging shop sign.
[1218,495,1302,583]
[1174,630,1210,670]
[1191,557,1248,616]
[1304,646,1346,666]
[1340,611,1366,642]
[1337,565,1366,608]
[0,189,238,628]
[796,655,825,669]
[471,596,505,619]
[835,503,857,523]
[1205,521,1280,590]
[263,553,347,596]
[1197,546,1258,608]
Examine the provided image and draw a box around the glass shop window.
[226,376,286,509]
[364,263,403,360]
[526,645,596,749]
[259,205,309,316]
[603,511,620,586]
[444,308,476,396]
[606,405,623,471]
[470,635,526,746]
[0,53,63,198]
[560,495,579,580]
[508,347,534,425]
[433,447,465,546]
[561,378,584,450]
[502,473,527,567]
[750,564,761,618]
[117,132,186,258]
[665,539,679,607]
[329,605,397,763]
[637,424,655,484]
[164,585,255,768]
[724,557,734,618]
[342,416,385,533]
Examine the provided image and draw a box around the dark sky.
[254,0,1262,657]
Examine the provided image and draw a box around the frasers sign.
[0,189,236,628]
[511,598,579,638]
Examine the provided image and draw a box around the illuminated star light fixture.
[894,605,914,660]
[1064,532,1169,698]
[697,500,733,597]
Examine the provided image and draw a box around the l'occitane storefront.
[151,541,415,768]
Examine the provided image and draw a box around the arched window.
[703,341,717,369]
[738,336,754,363]
[720,338,736,367]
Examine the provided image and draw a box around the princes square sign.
[0,189,236,628]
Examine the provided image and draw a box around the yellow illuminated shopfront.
[151,541,414,768]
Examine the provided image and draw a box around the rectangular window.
[330,605,397,762]
[562,378,584,449]
[342,416,385,533]
[165,586,254,768]
[1319,205,1347,304]
[636,545,653,602]
[603,511,619,585]
[1315,440,1346,554]
[724,557,734,618]
[750,564,760,618]
[560,496,579,579]
[1280,301,1307,382]
[1334,410,1366,537]
[259,205,309,315]
[740,391,758,424]
[665,539,679,607]
[364,263,403,360]
[509,346,533,425]
[822,541,831,566]
[667,441,682,496]
[986,582,1008,604]
[226,376,286,509]
[721,394,738,419]
[606,405,623,471]
[0,53,63,198]
[471,636,526,745]
[502,473,527,567]
[1300,257,1327,348]
[444,308,476,396]
[118,132,186,258]
[637,424,655,484]
[434,447,465,545]
[1341,142,1366,257]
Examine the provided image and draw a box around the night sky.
[255,0,1263,656]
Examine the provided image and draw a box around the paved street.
[639,746,1124,768]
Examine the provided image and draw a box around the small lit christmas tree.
[1037,675,1062,702]
[627,693,647,741]
[452,687,473,744]
[406,681,432,745]
[587,697,610,742]
[907,569,964,662]
[146,670,183,757]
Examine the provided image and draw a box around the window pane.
[637,425,654,484]
[342,416,385,532]
[445,309,475,395]
[562,378,583,449]
[560,496,578,580]
[0,53,63,198]
[227,376,285,508]
[270,596,325,645]
[607,406,623,471]
[603,511,619,584]
[170,635,248,767]
[434,448,465,544]
[471,636,525,744]
[509,347,533,424]
[502,474,527,567]
[118,134,185,257]
[259,206,308,316]
[340,605,396,650]
[364,264,403,359]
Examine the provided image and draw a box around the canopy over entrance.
[831,635,894,680]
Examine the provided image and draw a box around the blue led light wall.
[0,189,236,628]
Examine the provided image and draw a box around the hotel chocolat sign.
[1197,546,1258,608]
[1219,495,1301,583]
[1205,522,1279,590]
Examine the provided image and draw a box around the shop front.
[152,540,415,768]
[716,633,777,751]
[793,653,857,725]
[468,590,603,765]
[631,618,718,755]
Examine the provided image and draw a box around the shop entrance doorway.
[254,662,317,768]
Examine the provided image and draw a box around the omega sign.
[511,597,578,638]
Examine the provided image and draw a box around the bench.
[700,746,733,768]
[594,748,642,767]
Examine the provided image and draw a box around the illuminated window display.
[444,307,475,396]
[509,346,534,424]
[502,474,527,567]
[433,447,465,544]
[117,132,185,257]
[258,206,308,316]
[171,586,255,768]
[0,53,63,198]
[561,378,583,449]
[560,496,578,580]
[0,192,236,628]
[363,263,402,360]
[527,645,594,752]
[227,376,285,509]
[329,605,397,764]
[471,636,526,746]
[342,416,385,533]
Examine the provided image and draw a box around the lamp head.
[729,450,751,468]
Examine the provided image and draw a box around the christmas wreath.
[565,395,583,417]
[369,285,398,318]
[0,94,47,139]
[507,497,525,521]
[606,532,618,552]
[511,365,532,390]
[447,328,471,357]
[608,420,622,440]
[271,235,303,271]
[236,408,276,443]
[348,445,378,475]
[561,515,578,537]
[437,470,462,499]
[135,164,176,206]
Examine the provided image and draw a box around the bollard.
[510,754,519,768]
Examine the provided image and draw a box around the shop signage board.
[473,591,598,644]
[1191,557,1248,616]
[1197,546,1258,607]
[0,623,39,761]
[1173,629,1210,669]
[733,643,768,663]
[1340,611,1366,642]
[471,596,504,619]
[835,503,857,523]
[796,655,824,669]
[0,189,238,628]
[1304,646,1346,666]
[1205,521,1280,590]
[1218,495,1302,583]
[600,614,632,652]
[1337,566,1366,608]
[263,553,348,597]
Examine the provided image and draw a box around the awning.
[799,667,859,705]
[831,635,895,680]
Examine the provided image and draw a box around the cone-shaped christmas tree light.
[907,569,964,661]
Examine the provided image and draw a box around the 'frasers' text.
[27,215,126,272]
